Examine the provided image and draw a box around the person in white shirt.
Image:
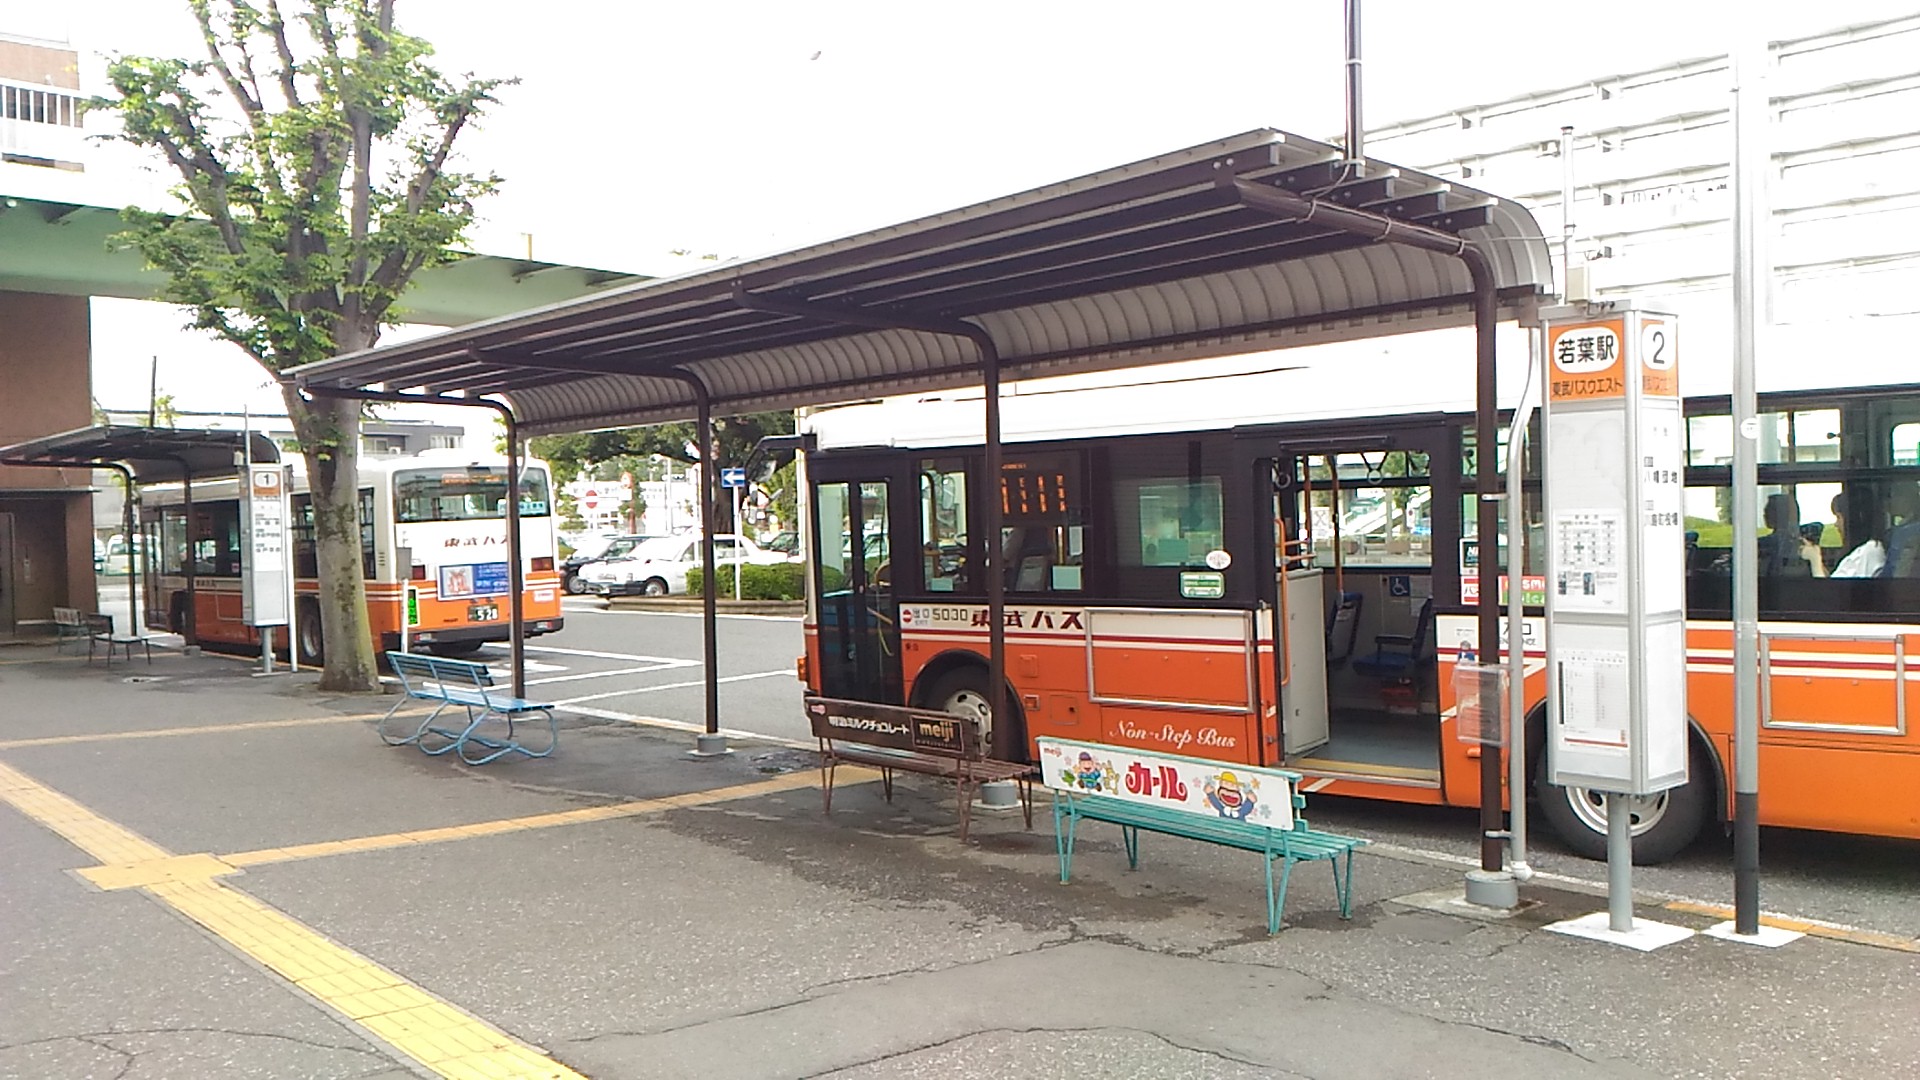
[1829,490,1886,578]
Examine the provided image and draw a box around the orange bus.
[140,450,566,663]
[794,357,1920,861]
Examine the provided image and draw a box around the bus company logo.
[898,605,1086,631]
[443,536,506,547]
[1551,327,1619,374]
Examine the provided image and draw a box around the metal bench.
[85,612,152,666]
[805,695,1033,841]
[380,651,557,765]
[1039,738,1366,934]
[52,607,90,653]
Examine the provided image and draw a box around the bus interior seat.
[1351,597,1434,679]
[1326,590,1364,663]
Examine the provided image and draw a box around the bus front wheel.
[924,668,1026,762]
[295,600,325,666]
[1535,746,1709,864]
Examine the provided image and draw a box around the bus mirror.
[745,433,815,486]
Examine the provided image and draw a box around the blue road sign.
[721,467,747,489]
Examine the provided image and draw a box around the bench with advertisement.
[380,652,558,765]
[1039,738,1366,934]
[805,695,1033,841]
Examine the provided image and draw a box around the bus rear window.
[396,468,551,523]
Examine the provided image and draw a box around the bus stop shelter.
[288,127,1554,794]
[0,425,283,640]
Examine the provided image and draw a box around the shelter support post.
[299,384,526,698]
[181,463,196,646]
[728,286,1015,763]
[663,369,728,757]
[109,464,139,641]
[1223,176,1515,903]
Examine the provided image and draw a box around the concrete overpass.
[0,192,645,638]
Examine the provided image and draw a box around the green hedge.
[686,561,811,600]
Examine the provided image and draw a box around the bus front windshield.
[395,467,552,523]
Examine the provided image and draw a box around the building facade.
[1366,14,1920,396]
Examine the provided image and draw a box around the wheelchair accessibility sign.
[1387,574,1411,598]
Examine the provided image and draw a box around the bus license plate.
[468,604,499,622]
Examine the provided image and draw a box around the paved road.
[530,597,1920,942]
[2,645,1914,1079]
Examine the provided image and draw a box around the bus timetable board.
[240,465,290,627]
[1543,306,1687,797]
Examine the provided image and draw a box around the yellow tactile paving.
[1663,900,1920,953]
[80,851,241,891]
[221,767,867,868]
[0,758,585,1079]
[0,709,428,750]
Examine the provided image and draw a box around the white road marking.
[523,644,699,664]
[551,669,793,707]
[523,662,697,687]
[559,703,815,751]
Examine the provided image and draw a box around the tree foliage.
[532,412,796,532]
[94,1,508,691]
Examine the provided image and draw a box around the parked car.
[582,533,789,597]
[563,533,654,594]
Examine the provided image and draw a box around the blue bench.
[380,652,557,765]
[1040,739,1366,934]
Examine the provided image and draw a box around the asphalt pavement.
[2,606,1914,1079]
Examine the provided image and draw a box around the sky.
[9,0,1917,432]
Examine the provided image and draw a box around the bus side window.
[1000,452,1083,593]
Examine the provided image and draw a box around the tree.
[95,1,507,691]
[531,411,794,533]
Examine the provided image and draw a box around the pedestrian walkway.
[0,643,1913,1079]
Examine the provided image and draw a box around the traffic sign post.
[722,467,746,600]
[1542,303,1689,944]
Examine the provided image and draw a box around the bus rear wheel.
[295,600,325,666]
[1535,746,1709,864]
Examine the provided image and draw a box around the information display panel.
[1543,306,1687,796]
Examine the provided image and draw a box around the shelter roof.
[0,424,280,482]
[289,128,1556,435]
[0,196,646,327]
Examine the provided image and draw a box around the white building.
[1364,14,1920,396]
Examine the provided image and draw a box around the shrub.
[685,561,810,600]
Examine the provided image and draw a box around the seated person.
[1828,491,1885,579]
[1882,484,1920,578]
[1758,493,1823,578]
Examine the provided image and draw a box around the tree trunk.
[283,386,378,692]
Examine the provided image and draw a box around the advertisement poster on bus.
[438,561,511,600]
[1037,738,1294,830]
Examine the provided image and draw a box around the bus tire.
[295,600,325,666]
[641,577,669,597]
[924,667,1028,763]
[1535,745,1709,864]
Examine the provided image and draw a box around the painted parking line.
[558,703,816,751]
[550,669,792,707]
[521,643,701,664]
[0,709,427,751]
[522,661,699,688]
[0,756,587,1079]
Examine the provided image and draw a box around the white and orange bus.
[140,450,566,662]
[795,346,1920,861]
